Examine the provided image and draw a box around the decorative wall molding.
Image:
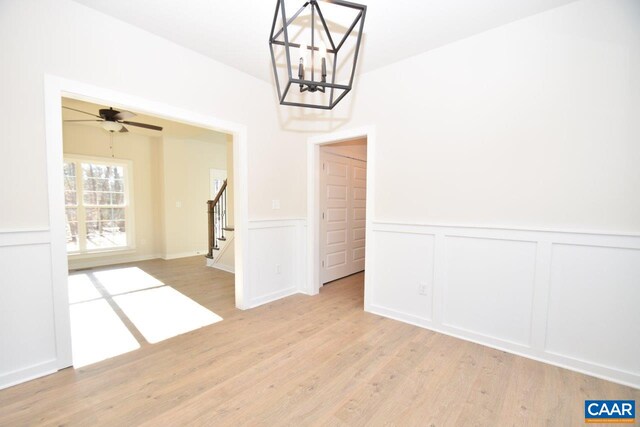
[368,221,640,388]
[0,229,51,247]
[248,218,307,229]
[246,219,306,308]
[0,230,59,390]
[4,219,637,391]
[373,221,640,245]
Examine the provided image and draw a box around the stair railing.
[206,179,228,259]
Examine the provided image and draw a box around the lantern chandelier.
[269,0,367,110]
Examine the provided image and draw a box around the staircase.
[205,180,235,273]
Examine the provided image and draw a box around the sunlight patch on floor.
[69,266,223,367]
[70,298,140,368]
[113,286,223,344]
[93,267,164,295]
[67,273,101,304]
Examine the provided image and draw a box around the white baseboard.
[206,261,235,274]
[68,249,207,269]
[162,250,207,260]
[68,253,161,270]
[368,304,432,328]
[367,304,638,390]
[249,287,299,309]
[0,359,58,391]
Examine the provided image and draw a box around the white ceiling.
[71,0,577,83]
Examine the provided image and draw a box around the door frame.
[306,126,376,309]
[44,75,250,369]
[318,150,366,285]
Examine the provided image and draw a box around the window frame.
[63,154,136,257]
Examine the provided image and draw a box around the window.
[64,157,133,254]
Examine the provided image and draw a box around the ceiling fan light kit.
[102,121,123,132]
[269,0,366,110]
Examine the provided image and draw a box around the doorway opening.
[44,76,249,372]
[61,97,233,367]
[319,139,367,286]
[307,126,375,309]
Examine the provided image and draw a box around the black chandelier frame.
[269,0,367,110]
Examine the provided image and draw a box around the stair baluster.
[206,179,228,259]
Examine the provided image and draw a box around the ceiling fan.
[62,106,163,133]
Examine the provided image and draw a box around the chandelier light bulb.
[318,42,327,81]
[297,44,307,80]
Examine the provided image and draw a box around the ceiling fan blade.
[62,106,102,118]
[114,110,136,121]
[119,126,129,133]
[64,119,103,122]
[121,121,163,131]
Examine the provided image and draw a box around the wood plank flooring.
[0,256,638,426]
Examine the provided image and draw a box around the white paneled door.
[320,151,366,284]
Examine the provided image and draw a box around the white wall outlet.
[276,264,281,274]
[176,201,182,208]
[272,199,280,210]
[418,282,428,296]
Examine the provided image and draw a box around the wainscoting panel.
[246,220,306,308]
[443,236,537,346]
[369,222,640,388]
[371,231,434,324]
[546,243,640,376]
[0,231,58,389]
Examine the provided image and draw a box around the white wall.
[334,0,640,232]
[327,0,640,387]
[160,135,227,259]
[0,0,305,389]
[0,0,306,230]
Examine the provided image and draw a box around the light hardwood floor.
[0,256,637,426]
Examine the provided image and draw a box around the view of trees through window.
[64,159,128,253]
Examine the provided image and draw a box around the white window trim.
[64,154,136,258]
